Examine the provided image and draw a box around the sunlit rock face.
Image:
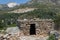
[7,2,18,8]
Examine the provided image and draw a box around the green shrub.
[47,34,56,40]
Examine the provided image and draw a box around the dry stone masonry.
[17,18,55,36]
[1,18,60,40]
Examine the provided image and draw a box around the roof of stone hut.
[17,18,53,22]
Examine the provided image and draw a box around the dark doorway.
[30,24,36,35]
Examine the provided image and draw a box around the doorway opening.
[30,24,36,35]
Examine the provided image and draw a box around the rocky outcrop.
[6,27,20,34]
[8,8,36,13]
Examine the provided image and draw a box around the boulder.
[6,27,20,35]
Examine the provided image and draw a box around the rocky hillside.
[8,8,36,13]
[0,4,9,10]
[1,0,60,13]
[28,0,60,5]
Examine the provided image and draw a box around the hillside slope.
[8,8,36,13]
[28,0,60,5]
[1,0,60,13]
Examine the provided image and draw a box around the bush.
[47,34,56,40]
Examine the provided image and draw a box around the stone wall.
[17,18,54,35]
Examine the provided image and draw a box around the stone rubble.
[0,31,49,40]
[0,18,56,40]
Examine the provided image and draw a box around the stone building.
[17,18,55,36]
